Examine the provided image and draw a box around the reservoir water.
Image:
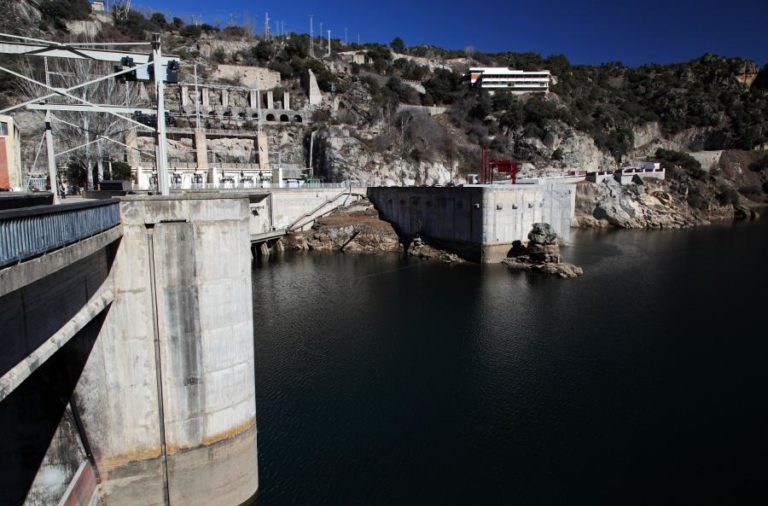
[252,219,768,505]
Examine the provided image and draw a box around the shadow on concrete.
[0,307,108,505]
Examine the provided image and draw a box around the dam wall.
[368,184,574,262]
[73,195,258,505]
[270,187,366,230]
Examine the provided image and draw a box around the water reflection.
[253,219,768,505]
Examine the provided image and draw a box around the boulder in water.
[502,223,583,279]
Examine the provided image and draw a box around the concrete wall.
[24,408,89,506]
[248,193,272,235]
[369,185,574,262]
[302,69,323,106]
[213,65,281,90]
[0,310,106,506]
[0,114,23,191]
[74,195,258,505]
[270,188,365,230]
[689,150,723,172]
[0,247,113,380]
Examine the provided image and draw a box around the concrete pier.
[74,195,258,505]
[368,185,575,263]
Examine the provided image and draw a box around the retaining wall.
[369,185,574,262]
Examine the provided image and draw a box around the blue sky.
[133,0,768,66]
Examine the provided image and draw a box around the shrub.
[110,161,132,180]
[40,0,91,29]
[686,187,708,210]
[655,149,705,179]
[149,13,168,29]
[390,37,406,53]
[748,155,768,172]
[251,41,275,63]
[115,10,154,39]
[717,185,740,205]
[738,185,763,199]
[211,48,228,63]
[180,24,202,38]
[424,69,463,105]
[222,26,249,39]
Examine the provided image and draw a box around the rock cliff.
[574,179,710,229]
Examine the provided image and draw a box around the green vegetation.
[110,161,132,180]
[22,2,768,169]
[390,37,405,53]
[654,149,705,179]
[749,154,768,172]
[39,0,91,30]
[421,51,768,161]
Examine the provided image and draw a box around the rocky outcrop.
[406,237,464,263]
[313,126,456,186]
[515,121,617,173]
[734,204,760,220]
[501,223,583,279]
[574,179,714,229]
[284,201,402,253]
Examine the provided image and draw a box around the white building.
[465,67,550,94]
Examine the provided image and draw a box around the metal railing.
[0,199,120,267]
[167,182,357,192]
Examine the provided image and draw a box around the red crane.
[480,147,519,184]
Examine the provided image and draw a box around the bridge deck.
[251,229,286,243]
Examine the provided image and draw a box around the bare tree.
[19,48,148,189]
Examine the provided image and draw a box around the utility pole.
[42,57,60,203]
[308,14,315,57]
[152,34,169,196]
[194,63,201,129]
[44,111,59,204]
[327,30,331,58]
[264,12,271,40]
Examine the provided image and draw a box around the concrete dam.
[368,184,575,262]
[0,185,365,505]
[0,183,573,504]
[1,195,258,505]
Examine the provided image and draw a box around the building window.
[0,122,7,136]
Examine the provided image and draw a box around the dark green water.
[252,219,768,505]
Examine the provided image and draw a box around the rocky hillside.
[2,1,768,223]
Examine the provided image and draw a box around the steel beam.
[0,41,177,65]
[0,61,150,115]
[28,103,155,115]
